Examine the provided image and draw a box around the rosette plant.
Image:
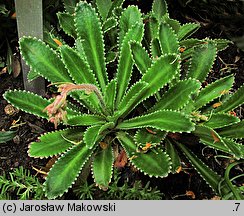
[4,0,244,199]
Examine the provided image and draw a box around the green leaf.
[145,17,159,43]
[140,54,180,99]
[107,0,125,18]
[116,23,144,105]
[29,128,83,157]
[63,0,79,13]
[178,23,200,41]
[67,114,106,126]
[194,125,229,153]
[102,17,117,33]
[117,110,195,133]
[57,12,76,38]
[117,54,180,118]
[180,38,203,48]
[130,42,152,74]
[194,75,234,110]
[117,132,171,177]
[95,0,112,21]
[221,139,242,160]
[119,6,142,45]
[152,0,168,21]
[45,143,94,199]
[159,23,179,54]
[215,84,244,113]
[151,38,162,58]
[117,81,148,118]
[165,140,181,174]
[223,161,244,200]
[186,41,217,82]
[213,39,232,52]
[83,125,103,149]
[27,69,39,81]
[217,121,244,139]
[175,140,232,196]
[60,45,97,85]
[203,113,240,129]
[19,37,72,83]
[163,17,181,33]
[149,79,200,112]
[92,144,113,190]
[222,139,244,159]
[104,79,117,113]
[0,131,17,144]
[4,90,49,119]
[194,125,242,158]
[75,2,107,92]
[134,128,167,146]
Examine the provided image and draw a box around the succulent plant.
[4,0,244,199]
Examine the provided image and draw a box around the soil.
[0,0,243,200]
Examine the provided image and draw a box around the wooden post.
[15,0,45,95]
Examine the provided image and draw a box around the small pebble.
[13,135,21,144]
[14,161,19,167]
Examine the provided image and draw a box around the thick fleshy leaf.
[217,121,244,139]
[63,0,79,13]
[117,81,148,118]
[138,54,180,106]
[92,144,113,190]
[75,2,107,92]
[83,125,103,149]
[60,45,97,85]
[116,23,144,106]
[214,39,232,52]
[102,17,117,33]
[29,128,83,157]
[194,125,242,158]
[165,140,181,174]
[59,45,102,112]
[180,38,203,49]
[104,79,117,113]
[186,41,217,82]
[134,128,167,146]
[215,84,244,113]
[222,138,244,159]
[145,17,158,43]
[194,125,229,153]
[130,42,152,74]
[177,23,200,41]
[67,114,106,126]
[57,12,76,38]
[149,79,200,112]
[4,90,49,118]
[95,0,112,21]
[203,113,240,129]
[175,141,233,196]
[119,6,142,45]
[45,143,94,199]
[163,17,181,34]
[194,75,234,110]
[152,0,168,21]
[19,37,72,83]
[159,23,179,54]
[117,110,195,133]
[27,69,39,81]
[117,132,171,177]
[107,0,124,17]
[151,38,162,58]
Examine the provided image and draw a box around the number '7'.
[235,203,240,211]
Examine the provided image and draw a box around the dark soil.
[0,0,243,200]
